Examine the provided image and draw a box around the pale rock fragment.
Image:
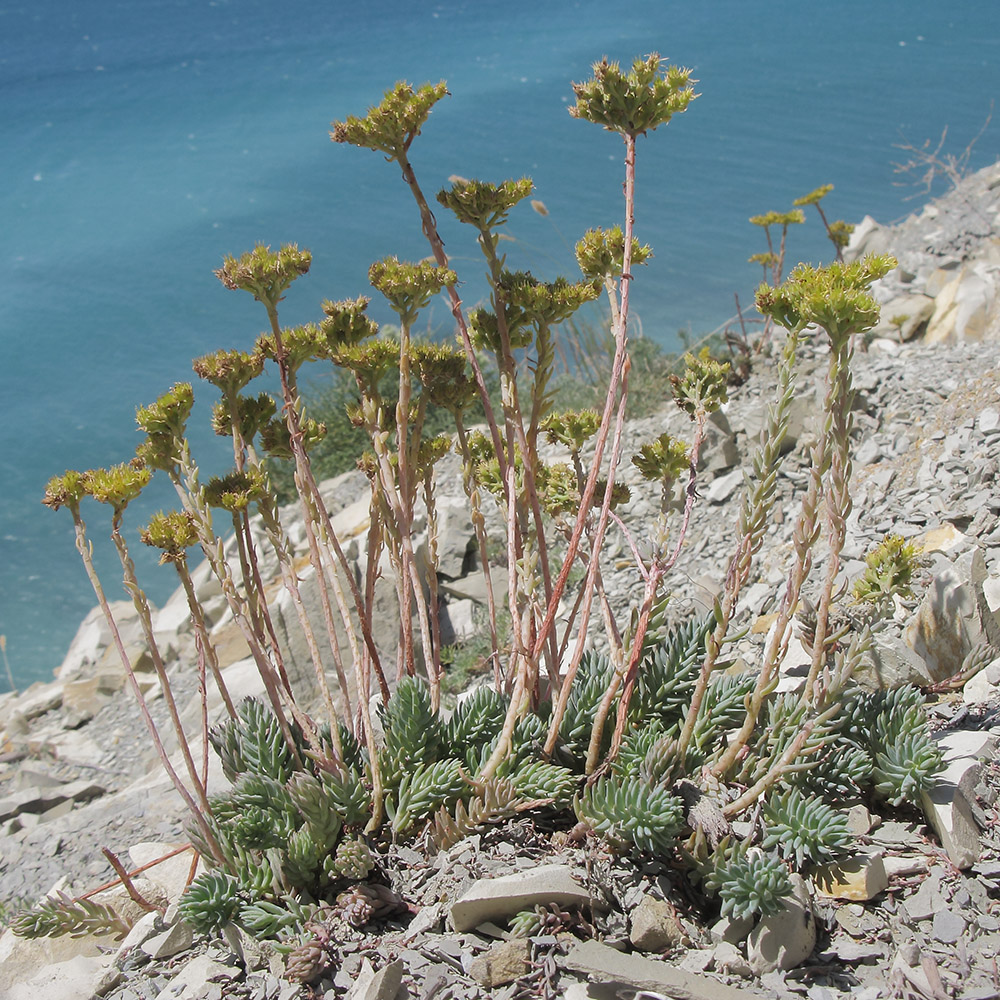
[963,662,1000,705]
[812,851,888,901]
[629,895,685,952]
[562,939,762,999]
[747,874,816,974]
[920,772,981,870]
[931,909,966,944]
[882,854,929,880]
[0,922,120,991]
[845,804,874,836]
[347,958,406,1000]
[857,632,933,690]
[933,729,996,762]
[4,953,114,1000]
[141,917,193,960]
[161,952,240,999]
[868,292,935,341]
[61,673,121,726]
[450,863,592,932]
[916,523,972,555]
[710,912,753,945]
[112,909,161,959]
[904,556,982,681]
[712,940,752,977]
[469,939,531,987]
[706,468,743,505]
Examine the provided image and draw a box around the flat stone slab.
[450,863,593,932]
[0,780,105,823]
[921,784,981,870]
[933,729,996,761]
[562,939,763,999]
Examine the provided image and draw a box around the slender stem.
[168,451,302,766]
[361,483,391,704]
[264,306,352,743]
[477,235,559,688]
[423,467,445,706]
[238,509,294,696]
[78,843,196,901]
[813,203,844,262]
[605,410,708,763]
[176,558,236,720]
[532,131,637,666]
[69,508,223,863]
[195,629,210,799]
[454,416,501,684]
[396,150,506,466]
[110,518,211,816]
[802,336,855,704]
[101,849,162,914]
[544,357,631,761]
[722,701,840,816]
[682,327,801,774]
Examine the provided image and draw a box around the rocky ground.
[1,163,1000,999]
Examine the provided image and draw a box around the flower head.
[570,54,697,137]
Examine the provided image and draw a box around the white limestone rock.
[4,952,115,1000]
[141,916,193,961]
[747,873,816,974]
[963,657,1000,706]
[920,767,981,870]
[450,863,592,932]
[857,632,933,690]
[869,292,935,341]
[933,729,996,762]
[346,958,406,1000]
[561,939,759,999]
[903,554,983,682]
[0,923,120,999]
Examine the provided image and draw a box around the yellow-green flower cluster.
[215,243,312,309]
[140,510,199,563]
[669,348,730,418]
[756,254,897,344]
[330,81,448,161]
[632,433,690,485]
[436,177,534,231]
[368,257,457,326]
[575,226,653,279]
[570,54,697,137]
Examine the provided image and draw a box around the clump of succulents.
[30,54,950,956]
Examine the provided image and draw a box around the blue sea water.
[1,0,998,690]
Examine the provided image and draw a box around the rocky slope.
[1,162,1000,999]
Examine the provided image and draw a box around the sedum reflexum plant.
[30,55,947,954]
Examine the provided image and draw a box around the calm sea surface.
[2,0,998,688]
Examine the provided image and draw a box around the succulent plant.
[331,839,375,881]
[762,787,851,867]
[178,872,241,935]
[710,848,792,922]
[10,892,132,941]
[575,776,684,856]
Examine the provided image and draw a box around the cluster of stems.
[44,55,895,861]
